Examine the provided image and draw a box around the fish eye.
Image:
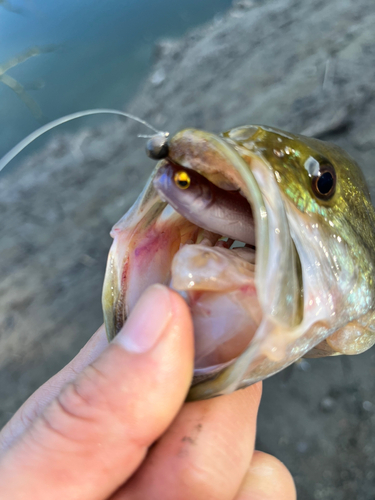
[174,170,191,189]
[312,163,336,199]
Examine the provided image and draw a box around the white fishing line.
[0,108,167,173]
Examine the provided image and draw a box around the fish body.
[102,125,375,400]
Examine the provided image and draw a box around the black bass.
[102,125,375,400]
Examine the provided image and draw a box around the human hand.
[0,284,296,499]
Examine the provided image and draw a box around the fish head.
[102,125,375,400]
[224,125,375,359]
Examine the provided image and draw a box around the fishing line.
[0,108,168,173]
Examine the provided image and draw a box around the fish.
[153,161,255,245]
[101,124,375,401]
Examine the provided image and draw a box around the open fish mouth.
[153,159,261,370]
[102,125,375,400]
[102,127,309,399]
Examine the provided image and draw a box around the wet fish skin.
[223,125,375,358]
[102,124,375,400]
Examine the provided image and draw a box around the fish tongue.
[171,243,256,292]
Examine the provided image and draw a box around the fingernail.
[114,284,173,353]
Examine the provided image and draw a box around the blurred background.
[0,0,233,160]
[1,0,375,498]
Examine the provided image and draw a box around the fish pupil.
[174,171,191,189]
[317,171,334,194]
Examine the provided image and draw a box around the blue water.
[0,0,232,164]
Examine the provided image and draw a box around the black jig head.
[146,133,169,160]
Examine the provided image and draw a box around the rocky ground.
[1,0,375,498]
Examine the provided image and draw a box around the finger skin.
[234,451,296,500]
[0,286,194,500]
[0,325,108,451]
[112,383,262,500]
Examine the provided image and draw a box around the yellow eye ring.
[174,170,191,189]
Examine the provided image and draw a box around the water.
[0,0,233,164]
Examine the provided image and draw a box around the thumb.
[0,285,194,500]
